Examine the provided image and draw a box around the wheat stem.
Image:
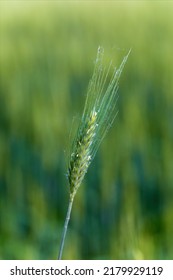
[58,196,74,260]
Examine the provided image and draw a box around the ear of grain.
[68,47,130,200]
[58,47,130,259]
[68,108,97,200]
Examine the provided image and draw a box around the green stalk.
[58,196,74,260]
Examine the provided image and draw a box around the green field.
[0,1,173,259]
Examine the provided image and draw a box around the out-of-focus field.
[0,1,173,259]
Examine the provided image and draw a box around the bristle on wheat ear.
[68,108,97,200]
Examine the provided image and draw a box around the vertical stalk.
[58,196,74,260]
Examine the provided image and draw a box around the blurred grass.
[0,1,173,259]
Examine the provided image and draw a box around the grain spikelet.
[68,47,130,201]
[68,108,98,200]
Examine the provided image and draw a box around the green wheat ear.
[58,47,130,259]
[68,108,98,200]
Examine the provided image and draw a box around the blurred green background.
[0,1,173,260]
